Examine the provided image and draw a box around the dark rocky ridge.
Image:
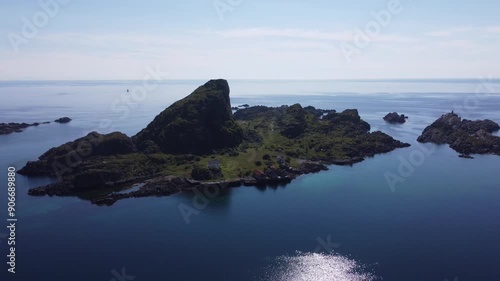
[133,79,243,154]
[19,131,136,177]
[417,112,500,156]
[233,105,334,122]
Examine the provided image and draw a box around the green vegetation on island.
[19,79,410,205]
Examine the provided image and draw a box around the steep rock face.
[417,112,500,155]
[133,79,243,154]
[19,131,136,176]
[281,104,307,138]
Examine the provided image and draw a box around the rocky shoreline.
[90,161,328,206]
[27,160,329,206]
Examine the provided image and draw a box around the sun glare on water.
[259,252,377,281]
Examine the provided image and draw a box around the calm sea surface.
[1,80,500,281]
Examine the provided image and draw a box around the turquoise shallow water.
[1,80,500,281]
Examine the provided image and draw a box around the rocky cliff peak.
[133,79,243,154]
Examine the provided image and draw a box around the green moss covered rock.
[133,79,243,154]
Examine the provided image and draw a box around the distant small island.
[384,112,408,124]
[0,117,72,135]
[19,80,410,205]
[418,112,500,157]
[54,117,72,124]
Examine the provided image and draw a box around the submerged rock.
[459,154,474,159]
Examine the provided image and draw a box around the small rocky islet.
[383,112,408,124]
[19,79,412,205]
[417,112,500,157]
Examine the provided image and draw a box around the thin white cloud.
[214,28,417,44]
[216,28,353,41]
[426,26,500,37]
[37,33,191,48]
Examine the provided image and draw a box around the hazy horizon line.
[1,78,500,83]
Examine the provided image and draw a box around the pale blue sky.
[1,0,499,80]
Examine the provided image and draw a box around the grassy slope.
[50,106,407,185]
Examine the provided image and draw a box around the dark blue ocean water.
[1,80,500,281]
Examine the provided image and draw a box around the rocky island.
[19,79,410,205]
[417,112,500,156]
[54,117,72,124]
[0,117,71,135]
[384,112,408,124]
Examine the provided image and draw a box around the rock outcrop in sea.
[19,79,411,205]
[383,112,408,124]
[54,117,72,123]
[417,112,500,156]
[0,117,71,135]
